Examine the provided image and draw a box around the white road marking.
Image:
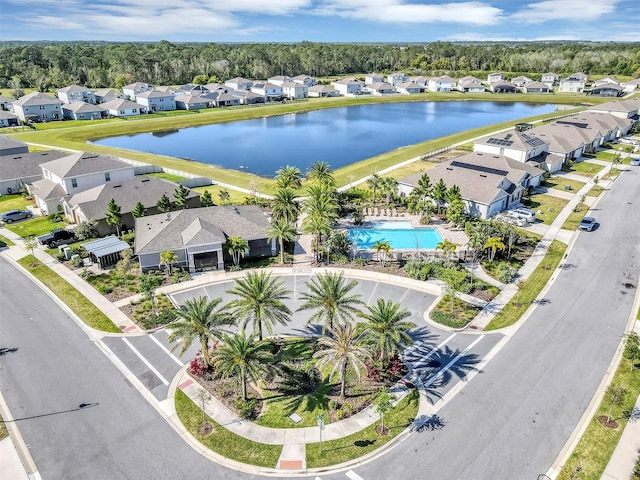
[150,334,184,367]
[398,287,411,304]
[410,333,457,370]
[366,282,379,304]
[423,335,484,388]
[346,470,365,480]
[122,338,169,386]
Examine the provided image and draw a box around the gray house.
[56,85,96,104]
[62,102,106,120]
[175,94,210,110]
[0,111,19,128]
[12,92,62,123]
[135,205,275,273]
[0,136,29,156]
[0,150,66,195]
[136,90,177,112]
[0,95,14,111]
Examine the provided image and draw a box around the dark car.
[37,228,76,247]
[1,209,33,223]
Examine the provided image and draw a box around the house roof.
[542,72,558,77]
[135,205,271,255]
[528,123,587,153]
[100,99,144,111]
[622,78,640,87]
[94,88,120,98]
[13,92,61,107]
[397,82,422,89]
[0,95,14,104]
[215,92,239,102]
[332,78,363,86]
[475,130,548,151]
[40,151,132,178]
[0,135,28,152]
[61,102,106,113]
[511,76,533,83]
[409,76,428,83]
[0,111,18,120]
[269,76,292,82]
[282,82,306,88]
[68,176,198,221]
[155,86,178,94]
[225,77,252,84]
[293,75,314,81]
[122,82,152,90]
[308,85,336,93]
[368,82,395,91]
[31,177,68,201]
[523,81,550,90]
[588,99,640,114]
[0,150,66,182]
[429,75,456,83]
[136,90,174,99]
[203,83,226,91]
[461,80,485,89]
[82,235,130,258]
[591,83,623,92]
[252,82,281,90]
[57,85,90,93]
[175,94,208,105]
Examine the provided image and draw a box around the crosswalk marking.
[122,338,169,386]
[408,333,456,370]
[346,470,365,480]
[149,333,184,367]
[423,335,484,388]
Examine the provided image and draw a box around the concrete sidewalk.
[0,438,29,480]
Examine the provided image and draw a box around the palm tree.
[366,173,382,203]
[166,296,234,367]
[356,299,414,364]
[226,270,292,341]
[225,236,249,268]
[306,160,335,186]
[313,323,370,399]
[436,239,458,261]
[275,165,302,190]
[272,187,300,224]
[302,183,339,261]
[266,217,297,264]
[432,178,448,214]
[484,237,505,262]
[302,213,333,262]
[380,176,398,206]
[213,330,272,401]
[297,272,364,333]
[373,240,392,266]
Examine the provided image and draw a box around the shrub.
[234,398,258,419]
[496,262,518,283]
[48,213,63,223]
[74,220,99,241]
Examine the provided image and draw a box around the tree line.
[0,41,638,91]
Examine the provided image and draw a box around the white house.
[331,78,364,96]
[56,85,96,105]
[364,82,397,96]
[122,82,154,101]
[224,77,253,91]
[487,72,505,83]
[100,99,147,117]
[268,76,293,86]
[474,130,549,164]
[94,88,125,104]
[558,75,586,93]
[621,79,640,93]
[308,85,339,97]
[386,73,409,86]
[588,99,640,120]
[409,76,429,86]
[282,82,308,99]
[541,73,559,87]
[457,76,485,92]
[251,82,284,99]
[396,82,424,94]
[293,75,316,87]
[135,90,177,112]
[427,75,456,92]
[511,76,534,88]
[365,74,384,85]
[522,81,551,94]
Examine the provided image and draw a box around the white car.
[619,137,639,146]
[495,212,527,227]
[630,157,640,166]
[509,208,536,223]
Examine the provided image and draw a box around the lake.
[94,101,559,177]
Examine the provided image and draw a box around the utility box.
[63,247,72,260]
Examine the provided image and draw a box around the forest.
[0,40,638,91]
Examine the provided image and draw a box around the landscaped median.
[16,256,120,332]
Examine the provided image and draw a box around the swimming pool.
[348,221,443,250]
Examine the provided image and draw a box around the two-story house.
[365,74,385,85]
[427,75,456,92]
[558,75,587,93]
[251,82,284,99]
[122,82,154,101]
[511,76,534,88]
[12,92,62,123]
[135,90,177,112]
[56,85,96,105]
[331,78,364,96]
[94,88,125,104]
[225,77,253,91]
[457,76,485,92]
[541,73,559,87]
[487,72,505,83]
[282,82,308,99]
[268,76,293,86]
[29,152,135,215]
[386,73,409,86]
[292,75,317,87]
[474,130,549,164]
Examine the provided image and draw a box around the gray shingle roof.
[135,205,271,255]
[12,92,61,107]
[40,151,132,178]
[61,102,106,113]
[100,99,144,111]
[0,150,66,182]
[0,135,28,152]
[31,178,68,201]
[136,90,174,99]
[57,85,90,93]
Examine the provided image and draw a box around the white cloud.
[511,0,619,24]
[313,1,504,25]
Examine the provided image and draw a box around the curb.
[0,391,41,480]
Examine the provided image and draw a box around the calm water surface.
[95,101,559,177]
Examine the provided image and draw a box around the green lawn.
[0,234,14,247]
[381,159,437,181]
[563,161,605,177]
[586,185,605,197]
[544,177,586,193]
[0,415,7,441]
[558,357,640,480]
[174,389,282,468]
[522,194,569,225]
[306,389,419,468]
[191,185,252,205]
[4,216,67,239]
[604,168,622,180]
[0,194,33,211]
[143,172,187,182]
[430,296,483,329]
[561,203,589,230]
[485,240,567,330]
[16,256,120,332]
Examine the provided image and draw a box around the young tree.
[484,237,506,263]
[441,269,467,314]
[160,250,178,277]
[313,323,370,399]
[605,384,627,423]
[373,240,392,267]
[156,193,173,213]
[197,189,213,207]
[23,236,38,267]
[624,332,640,372]
[446,198,466,228]
[266,217,297,264]
[217,189,230,205]
[173,184,190,209]
[105,198,122,237]
[9,76,23,99]
[195,388,212,431]
[436,239,458,261]
[224,236,249,268]
[116,248,134,289]
[131,201,147,218]
[213,329,273,401]
[226,270,292,341]
[167,296,233,367]
[375,388,396,434]
[138,273,162,315]
[432,179,448,214]
[192,74,208,85]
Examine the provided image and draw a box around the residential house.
[177,84,209,95]
[203,83,227,93]
[211,92,241,107]
[558,75,586,93]
[365,74,385,85]
[522,81,551,94]
[364,82,397,96]
[231,91,267,105]
[588,99,640,121]
[511,76,534,88]
[589,83,623,97]
[387,73,409,86]
[565,111,633,142]
[94,88,125,104]
[474,130,549,164]
[553,116,604,151]
[135,205,275,273]
[570,72,589,82]
[457,76,485,93]
[308,85,339,97]
[100,99,147,117]
[397,152,544,219]
[224,77,253,91]
[63,176,200,235]
[541,73,559,87]
[0,150,66,195]
[268,76,293,86]
[0,95,13,111]
[527,123,589,171]
[293,75,316,87]
[621,78,640,93]
[487,72,505,83]
[56,85,96,104]
[61,102,106,120]
[155,86,179,96]
[490,81,517,93]
[427,75,456,92]
[135,90,177,112]
[409,76,429,87]
[594,77,620,87]
[0,111,19,128]
[0,136,29,156]
[331,78,364,96]
[122,82,154,101]
[175,94,210,110]
[282,82,308,100]
[29,152,135,214]
[12,92,62,123]
[251,82,284,99]
[396,82,424,94]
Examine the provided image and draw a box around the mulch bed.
[597,415,619,429]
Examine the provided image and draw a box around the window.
[133,109,137,113]
[105,172,111,182]
[119,110,125,115]
[71,178,77,188]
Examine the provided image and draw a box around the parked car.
[619,137,639,146]
[0,209,33,223]
[494,212,527,227]
[578,216,597,232]
[37,228,76,247]
[630,157,640,166]
[509,207,536,223]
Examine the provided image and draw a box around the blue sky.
[1,0,638,43]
